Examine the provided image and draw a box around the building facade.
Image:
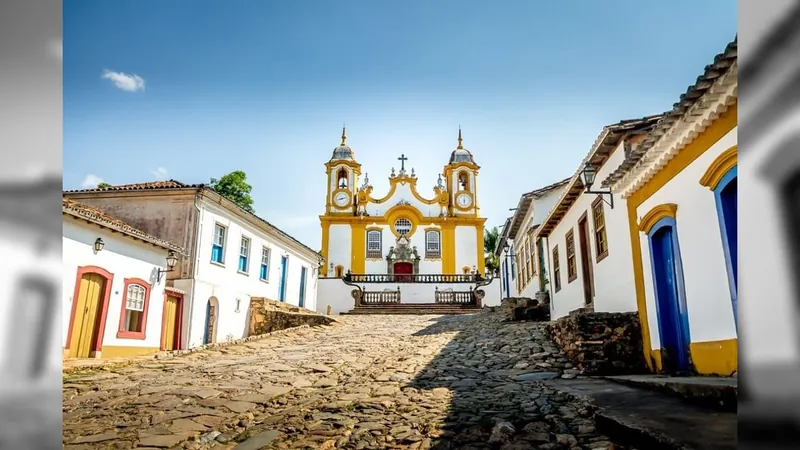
[62,198,184,359]
[320,128,487,277]
[603,39,738,376]
[64,181,320,349]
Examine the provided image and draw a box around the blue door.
[298,266,307,308]
[648,219,691,373]
[278,256,289,302]
[715,168,737,327]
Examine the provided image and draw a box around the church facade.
[319,129,487,279]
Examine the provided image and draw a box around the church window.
[425,231,441,258]
[239,236,250,273]
[566,229,577,283]
[462,266,471,274]
[394,218,412,236]
[553,246,561,292]
[592,197,609,262]
[458,172,469,191]
[212,224,226,264]
[260,246,271,281]
[335,265,345,278]
[118,279,150,339]
[367,230,382,258]
[337,169,348,189]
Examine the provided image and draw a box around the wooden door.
[578,214,595,305]
[161,295,181,351]
[394,262,413,282]
[68,273,105,358]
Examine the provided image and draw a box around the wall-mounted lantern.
[94,238,105,253]
[156,250,179,282]
[581,161,614,209]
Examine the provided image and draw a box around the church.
[319,128,487,281]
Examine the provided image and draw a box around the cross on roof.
[397,154,408,171]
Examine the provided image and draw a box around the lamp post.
[156,250,179,282]
[581,161,614,209]
[94,238,105,253]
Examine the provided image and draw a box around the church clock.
[333,191,351,208]
[456,193,472,208]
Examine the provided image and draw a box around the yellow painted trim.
[453,189,475,211]
[441,222,456,273]
[356,173,447,206]
[351,222,366,273]
[384,204,423,238]
[476,223,486,276]
[331,187,353,209]
[334,265,345,278]
[690,339,738,376]
[626,102,737,371]
[637,203,678,234]
[98,345,160,359]
[325,160,362,172]
[462,266,472,274]
[320,222,330,276]
[699,145,738,190]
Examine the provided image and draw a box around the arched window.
[462,266,471,274]
[335,265,345,278]
[425,230,441,258]
[367,230,382,258]
[337,168,348,189]
[458,172,469,191]
[394,218,412,236]
[117,278,151,339]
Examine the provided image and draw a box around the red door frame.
[160,290,184,351]
[64,266,114,355]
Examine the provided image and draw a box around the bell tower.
[324,127,361,216]
[443,128,480,217]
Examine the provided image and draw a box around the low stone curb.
[62,321,338,375]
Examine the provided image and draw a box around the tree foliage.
[97,181,112,189]
[484,226,501,274]
[209,170,255,214]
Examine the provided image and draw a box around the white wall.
[454,225,478,272]
[62,219,170,352]
[316,277,501,314]
[187,201,319,347]
[327,224,351,273]
[547,141,638,319]
[636,129,738,350]
[364,182,445,218]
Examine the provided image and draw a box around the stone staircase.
[341,303,483,315]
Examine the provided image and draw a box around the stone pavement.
[63,311,629,449]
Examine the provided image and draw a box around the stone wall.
[248,297,337,336]
[544,311,647,375]
[500,293,550,322]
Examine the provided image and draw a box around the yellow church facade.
[319,129,487,278]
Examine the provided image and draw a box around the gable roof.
[536,115,662,237]
[505,178,571,241]
[63,197,184,253]
[602,38,737,191]
[65,179,320,260]
[494,216,513,257]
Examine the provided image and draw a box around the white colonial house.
[535,115,662,321]
[497,179,570,300]
[63,181,321,349]
[603,39,738,376]
[62,198,184,359]
[494,217,515,299]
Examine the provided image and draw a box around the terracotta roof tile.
[63,179,202,193]
[62,197,184,253]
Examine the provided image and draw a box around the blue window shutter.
[260,264,267,280]
[212,245,222,263]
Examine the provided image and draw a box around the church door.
[394,262,413,282]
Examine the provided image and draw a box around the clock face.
[457,193,472,208]
[334,192,350,207]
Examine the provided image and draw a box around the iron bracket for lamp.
[585,189,614,209]
[156,268,171,283]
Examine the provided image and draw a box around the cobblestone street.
[63,311,624,449]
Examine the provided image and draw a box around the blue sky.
[64,1,737,250]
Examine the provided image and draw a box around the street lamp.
[94,238,105,253]
[157,250,179,282]
[581,161,614,209]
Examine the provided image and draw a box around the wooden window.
[592,197,609,262]
[394,218,412,236]
[425,230,441,258]
[211,224,226,264]
[367,230,382,258]
[260,246,271,280]
[117,278,151,340]
[238,237,250,273]
[552,246,561,292]
[566,229,577,283]
[335,265,345,278]
[528,238,537,275]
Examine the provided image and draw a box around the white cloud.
[49,39,62,61]
[80,174,104,189]
[150,167,168,180]
[101,69,145,92]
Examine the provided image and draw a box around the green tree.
[97,181,112,189]
[484,226,500,274]
[209,170,255,214]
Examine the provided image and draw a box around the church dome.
[330,127,355,161]
[449,129,475,164]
